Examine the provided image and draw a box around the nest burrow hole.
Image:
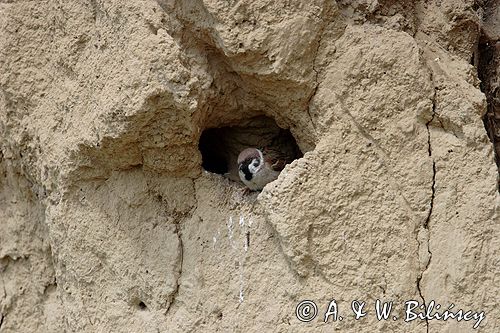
[198,116,303,183]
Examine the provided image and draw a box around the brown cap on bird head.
[237,148,260,164]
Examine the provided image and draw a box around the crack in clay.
[305,223,335,285]
[265,222,304,280]
[416,87,438,333]
[167,222,183,314]
[164,179,201,314]
[336,96,415,213]
[306,84,319,132]
[306,3,333,132]
[477,18,500,189]
[336,88,435,332]
[0,273,6,329]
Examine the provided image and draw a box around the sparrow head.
[237,148,263,181]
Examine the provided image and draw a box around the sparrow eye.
[253,161,259,167]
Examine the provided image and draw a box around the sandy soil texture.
[1,0,499,332]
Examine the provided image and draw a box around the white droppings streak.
[227,216,236,249]
[239,288,244,303]
[224,214,254,303]
[239,259,244,303]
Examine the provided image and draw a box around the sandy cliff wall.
[1,0,499,332]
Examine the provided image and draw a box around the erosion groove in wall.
[479,0,500,186]
[1,1,499,332]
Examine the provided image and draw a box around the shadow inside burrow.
[198,116,303,184]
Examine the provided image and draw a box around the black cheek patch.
[240,159,253,181]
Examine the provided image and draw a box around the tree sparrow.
[237,147,288,191]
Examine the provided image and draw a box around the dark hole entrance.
[138,301,148,310]
[198,116,303,184]
[199,131,229,175]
